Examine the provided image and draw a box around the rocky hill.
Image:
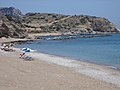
[0,7,119,38]
[23,13,119,34]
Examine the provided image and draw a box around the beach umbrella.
[22,47,35,52]
[22,47,28,51]
[25,49,30,52]
[22,47,31,53]
[22,47,30,51]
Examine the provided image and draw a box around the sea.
[16,34,120,69]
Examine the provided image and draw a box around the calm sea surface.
[17,34,120,69]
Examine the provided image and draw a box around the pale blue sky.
[0,0,120,28]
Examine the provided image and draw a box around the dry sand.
[0,38,25,43]
[28,32,62,39]
[0,38,120,90]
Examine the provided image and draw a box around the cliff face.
[0,7,119,38]
[0,13,27,38]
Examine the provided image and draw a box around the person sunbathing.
[19,53,26,59]
[1,43,5,50]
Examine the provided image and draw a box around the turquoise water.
[17,34,120,69]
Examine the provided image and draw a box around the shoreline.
[30,51,120,87]
[36,50,120,71]
[0,38,120,89]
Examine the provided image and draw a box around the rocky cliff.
[0,7,119,38]
[0,13,27,38]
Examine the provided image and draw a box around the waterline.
[16,34,120,69]
[30,51,120,87]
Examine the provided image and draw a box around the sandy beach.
[0,38,120,90]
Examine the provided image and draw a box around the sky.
[0,0,120,28]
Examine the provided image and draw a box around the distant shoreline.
[36,33,112,40]
[0,33,112,44]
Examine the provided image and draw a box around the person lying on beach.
[1,43,15,52]
[19,52,26,59]
[1,43,7,50]
[1,43,5,50]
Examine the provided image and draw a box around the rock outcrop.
[0,13,27,38]
[0,7,23,18]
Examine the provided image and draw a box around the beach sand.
[0,39,120,90]
[28,32,62,39]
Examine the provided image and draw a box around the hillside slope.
[23,13,119,34]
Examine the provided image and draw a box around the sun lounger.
[24,56,33,61]
[19,55,33,61]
